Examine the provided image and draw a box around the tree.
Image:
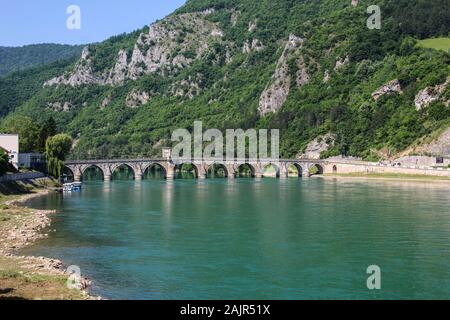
[45,134,72,178]
[1,115,40,152]
[38,117,57,152]
[0,149,9,176]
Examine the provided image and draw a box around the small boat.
[63,182,82,192]
[72,182,82,191]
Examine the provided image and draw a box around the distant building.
[18,153,46,171]
[0,134,19,169]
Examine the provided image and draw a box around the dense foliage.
[0,0,449,160]
[0,115,59,153]
[0,149,9,176]
[45,134,72,178]
[0,59,77,117]
[0,44,83,77]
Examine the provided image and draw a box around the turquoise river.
[23,177,450,299]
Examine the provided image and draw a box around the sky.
[0,0,187,47]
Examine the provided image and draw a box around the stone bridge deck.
[65,158,450,182]
[65,158,329,181]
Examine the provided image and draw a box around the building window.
[436,157,444,164]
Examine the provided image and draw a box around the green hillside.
[0,44,83,77]
[418,38,450,53]
[0,0,449,160]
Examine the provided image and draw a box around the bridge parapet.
[64,158,329,181]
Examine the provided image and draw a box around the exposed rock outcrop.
[258,35,307,115]
[323,70,330,83]
[125,90,151,108]
[296,56,310,86]
[127,13,223,80]
[101,96,111,109]
[334,55,349,71]
[399,127,450,157]
[44,47,105,87]
[106,50,128,85]
[231,11,241,26]
[372,79,402,100]
[45,12,224,87]
[47,101,73,112]
[248,20,257,32]
[242,39,265,53]
[298,133,336,159]
[415,77,449,111]
[171,75,202,99]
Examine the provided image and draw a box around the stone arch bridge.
[65,158,334,182]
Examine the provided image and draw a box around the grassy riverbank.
[0,178,90,300]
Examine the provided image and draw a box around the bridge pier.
[104,174,111,182]
[135,173,143,180]
[74,174,82,182]
[166,166,175,180]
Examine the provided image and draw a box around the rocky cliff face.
[298,133,335,159]
[258,35,308,115]
[45,10,225,87]
[125,90,151,108]
[400,127,450,157]
[44,47,105,87]
[415,77,449,110]
[47,101,73,112]
[242,39,265,54]
[372,79,403,100]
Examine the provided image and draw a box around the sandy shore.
[0,185,99,300]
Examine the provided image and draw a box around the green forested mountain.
[0,44,83,77]
[0,0,449,159]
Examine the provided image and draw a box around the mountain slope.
[0,44,83,77]
[1,0,449,160]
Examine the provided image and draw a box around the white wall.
[0,134,19,169]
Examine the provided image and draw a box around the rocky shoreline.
[0,188,99,300]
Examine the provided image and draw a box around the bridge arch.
[174,162,199,179]
[262,163,280,178]
[206,163,228,178]
[289,163,303,177]
[82,165,105,181]
[237,163,256,178]
[111,163,135,180]
[309,163,324,176]
[62,166,75,183]
[143,162,167,179]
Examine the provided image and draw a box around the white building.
[0,134,19,169]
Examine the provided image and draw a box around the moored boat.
[63,182,82,192]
